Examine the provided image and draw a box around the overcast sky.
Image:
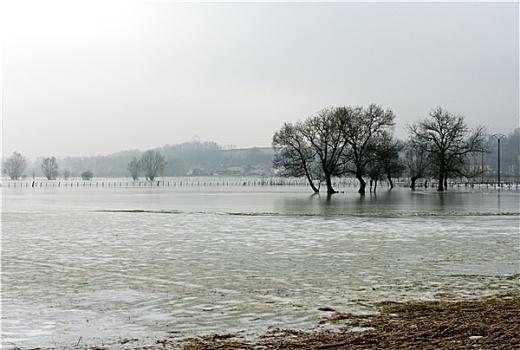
[2,1,518,160]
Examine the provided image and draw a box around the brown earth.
[178,292,519,350]
[15,292,520,350]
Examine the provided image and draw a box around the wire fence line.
[2,176,518,190]
[1,177,338,189]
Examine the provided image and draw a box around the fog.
[2,1,518,160]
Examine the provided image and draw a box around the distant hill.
[31,141,276,178]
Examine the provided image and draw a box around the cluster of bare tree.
[273,105,488,193]
[406,107,487,191]
[1,149,167,182]
[2,153,96,181]
[127,149,167,181]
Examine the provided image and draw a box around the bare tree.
[41,157,59,180]
[141,149,166,181]
[407,107,487,191]
[370,131,404,190]
[3,151,27,180]
[301,107,351,193]
[404,141,430,189]
[272,121,321,193]
[341,104,396,194]
[127,157,142,180]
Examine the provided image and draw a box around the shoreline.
[8,292,519,350]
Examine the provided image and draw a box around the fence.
[2,177,518,190]
[1,177,341,189]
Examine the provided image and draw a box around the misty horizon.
[2,1,518,160]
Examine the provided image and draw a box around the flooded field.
[2,181,519,349]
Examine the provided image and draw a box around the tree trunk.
[437,171,444,191]
[410,176,417,189]
[357,175,366,194]
[325,175,336,194]
[387,175,394,189]
[303,167,320,193]
[305,174,320,193]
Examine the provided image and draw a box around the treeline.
[272,104,519,193]
[2,122,518,186]
[8,141,274,179]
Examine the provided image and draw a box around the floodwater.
[2,180,519,349]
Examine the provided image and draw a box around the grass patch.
[177,292,520,350]
[96,209,183,214]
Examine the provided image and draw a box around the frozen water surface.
[2,181,519,348]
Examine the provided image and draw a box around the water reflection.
[276,188,519,216]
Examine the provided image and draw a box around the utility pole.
[481,150,484,185]
[493,133,505,188]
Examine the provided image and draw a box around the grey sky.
[2,1,518,160]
